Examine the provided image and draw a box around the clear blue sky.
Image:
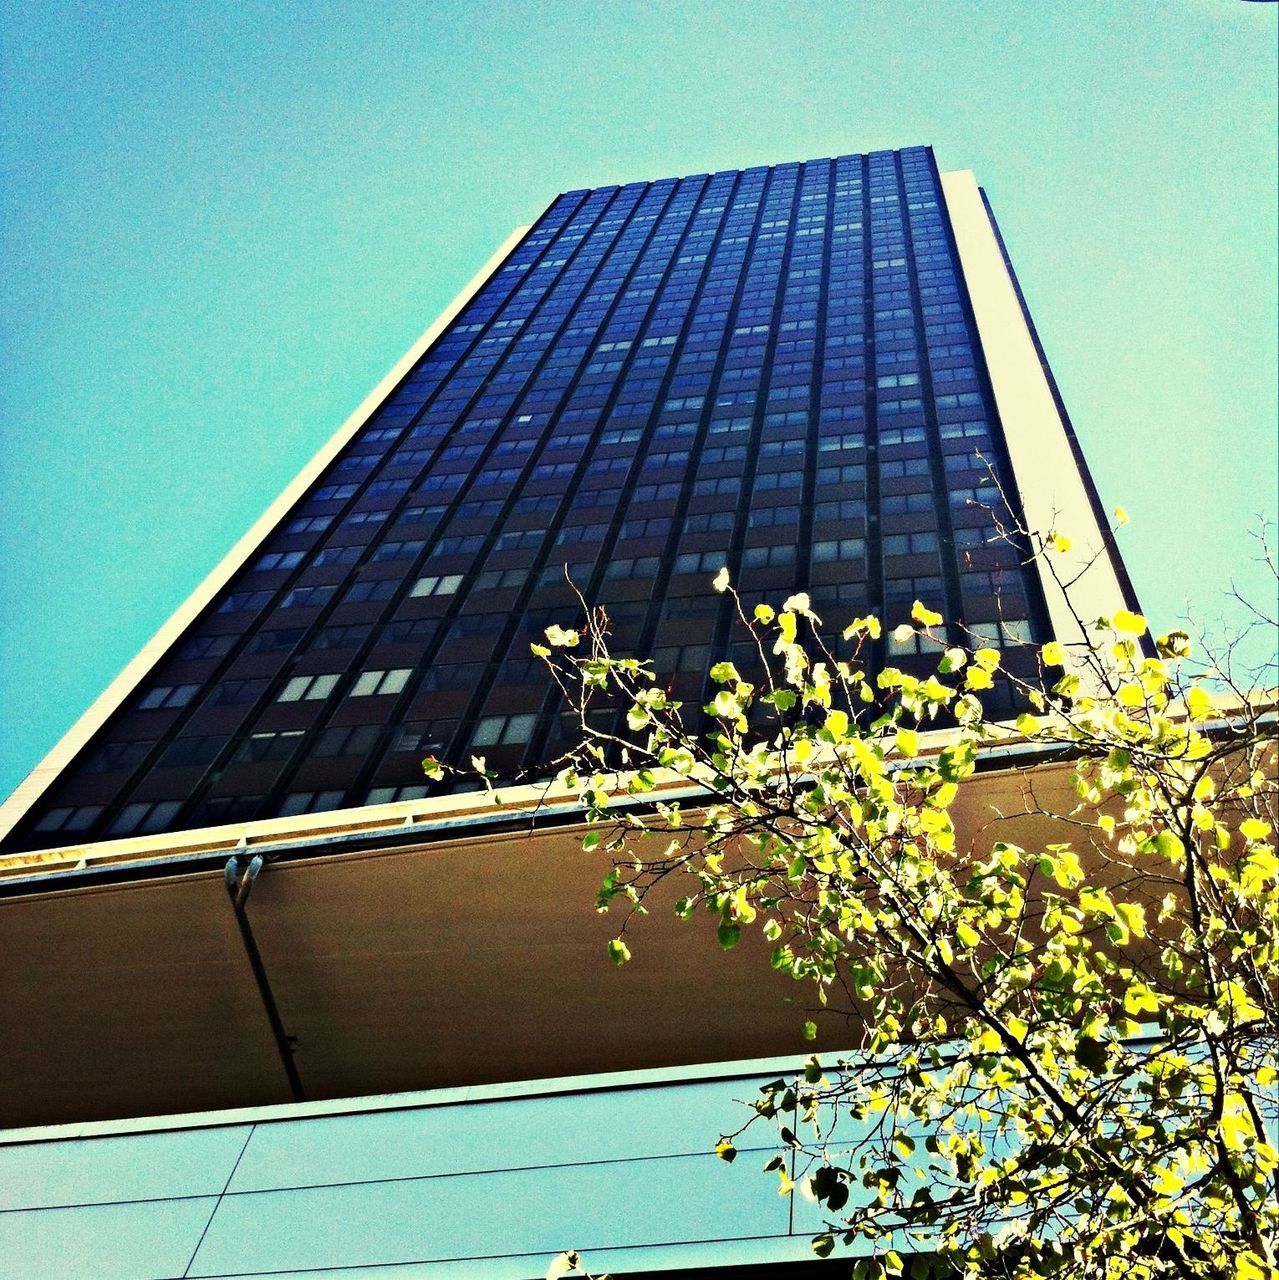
[1,0,1275,797]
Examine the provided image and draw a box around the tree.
[521,520,1278,1280]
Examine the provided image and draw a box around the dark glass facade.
[10,146,1055,850]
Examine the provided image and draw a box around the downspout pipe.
[224,850,306,1102]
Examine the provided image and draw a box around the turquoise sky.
[1,0,1276,796]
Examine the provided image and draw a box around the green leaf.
[1075,1036,1109,1073]
[717,920,741,950]
[1156,629,1192,659]
[607,938,631,966]
[938,740,977,782]
[595,867,619,909]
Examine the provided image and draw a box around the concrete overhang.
[0,732,1106,1131]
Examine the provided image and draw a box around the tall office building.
[0,148,1140,1277]
[1,146,1135,853]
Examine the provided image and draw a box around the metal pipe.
[224,851,305,1103]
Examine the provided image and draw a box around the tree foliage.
[527,525,1278,1280]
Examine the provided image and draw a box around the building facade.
[1,146,1135,853]
[0,147,1140,1277]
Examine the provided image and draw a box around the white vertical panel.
[940,170,1130,646]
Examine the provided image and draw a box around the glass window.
[410,574,463,598]
[278,673,341,702]
[470,713,538,747]
[351,668,412,697]
[137,684,199,711]
[278,790,347,817]
[107,800,183,837]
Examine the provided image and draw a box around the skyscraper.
[0,147,1141,1276]
[0,146,1136,854]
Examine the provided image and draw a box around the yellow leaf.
[843,613,880,639]
[1113,505,1129,526]
[1241,847,1279,895]
[712,566,731,593]
[975,1027,1002,1053]
[911,600,943,627]
[1041,640,1066,667]
[1218,1105,1256,1153]
[1185,686,1212,722]
[1223,979,1264,1024]
[965,666,994,691]
[1124,983,1159,1015]
[1117,682,1145,708]
[1113,609,1147,636]
[544,625,580,648]
[1234,1250,1272,1280]
[895,727,919,757]
[1115,901,1146,937]
[1049,849,1083,887]
[1240,818,1273,843]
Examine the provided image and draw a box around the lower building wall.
[0,1056,846,1279]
